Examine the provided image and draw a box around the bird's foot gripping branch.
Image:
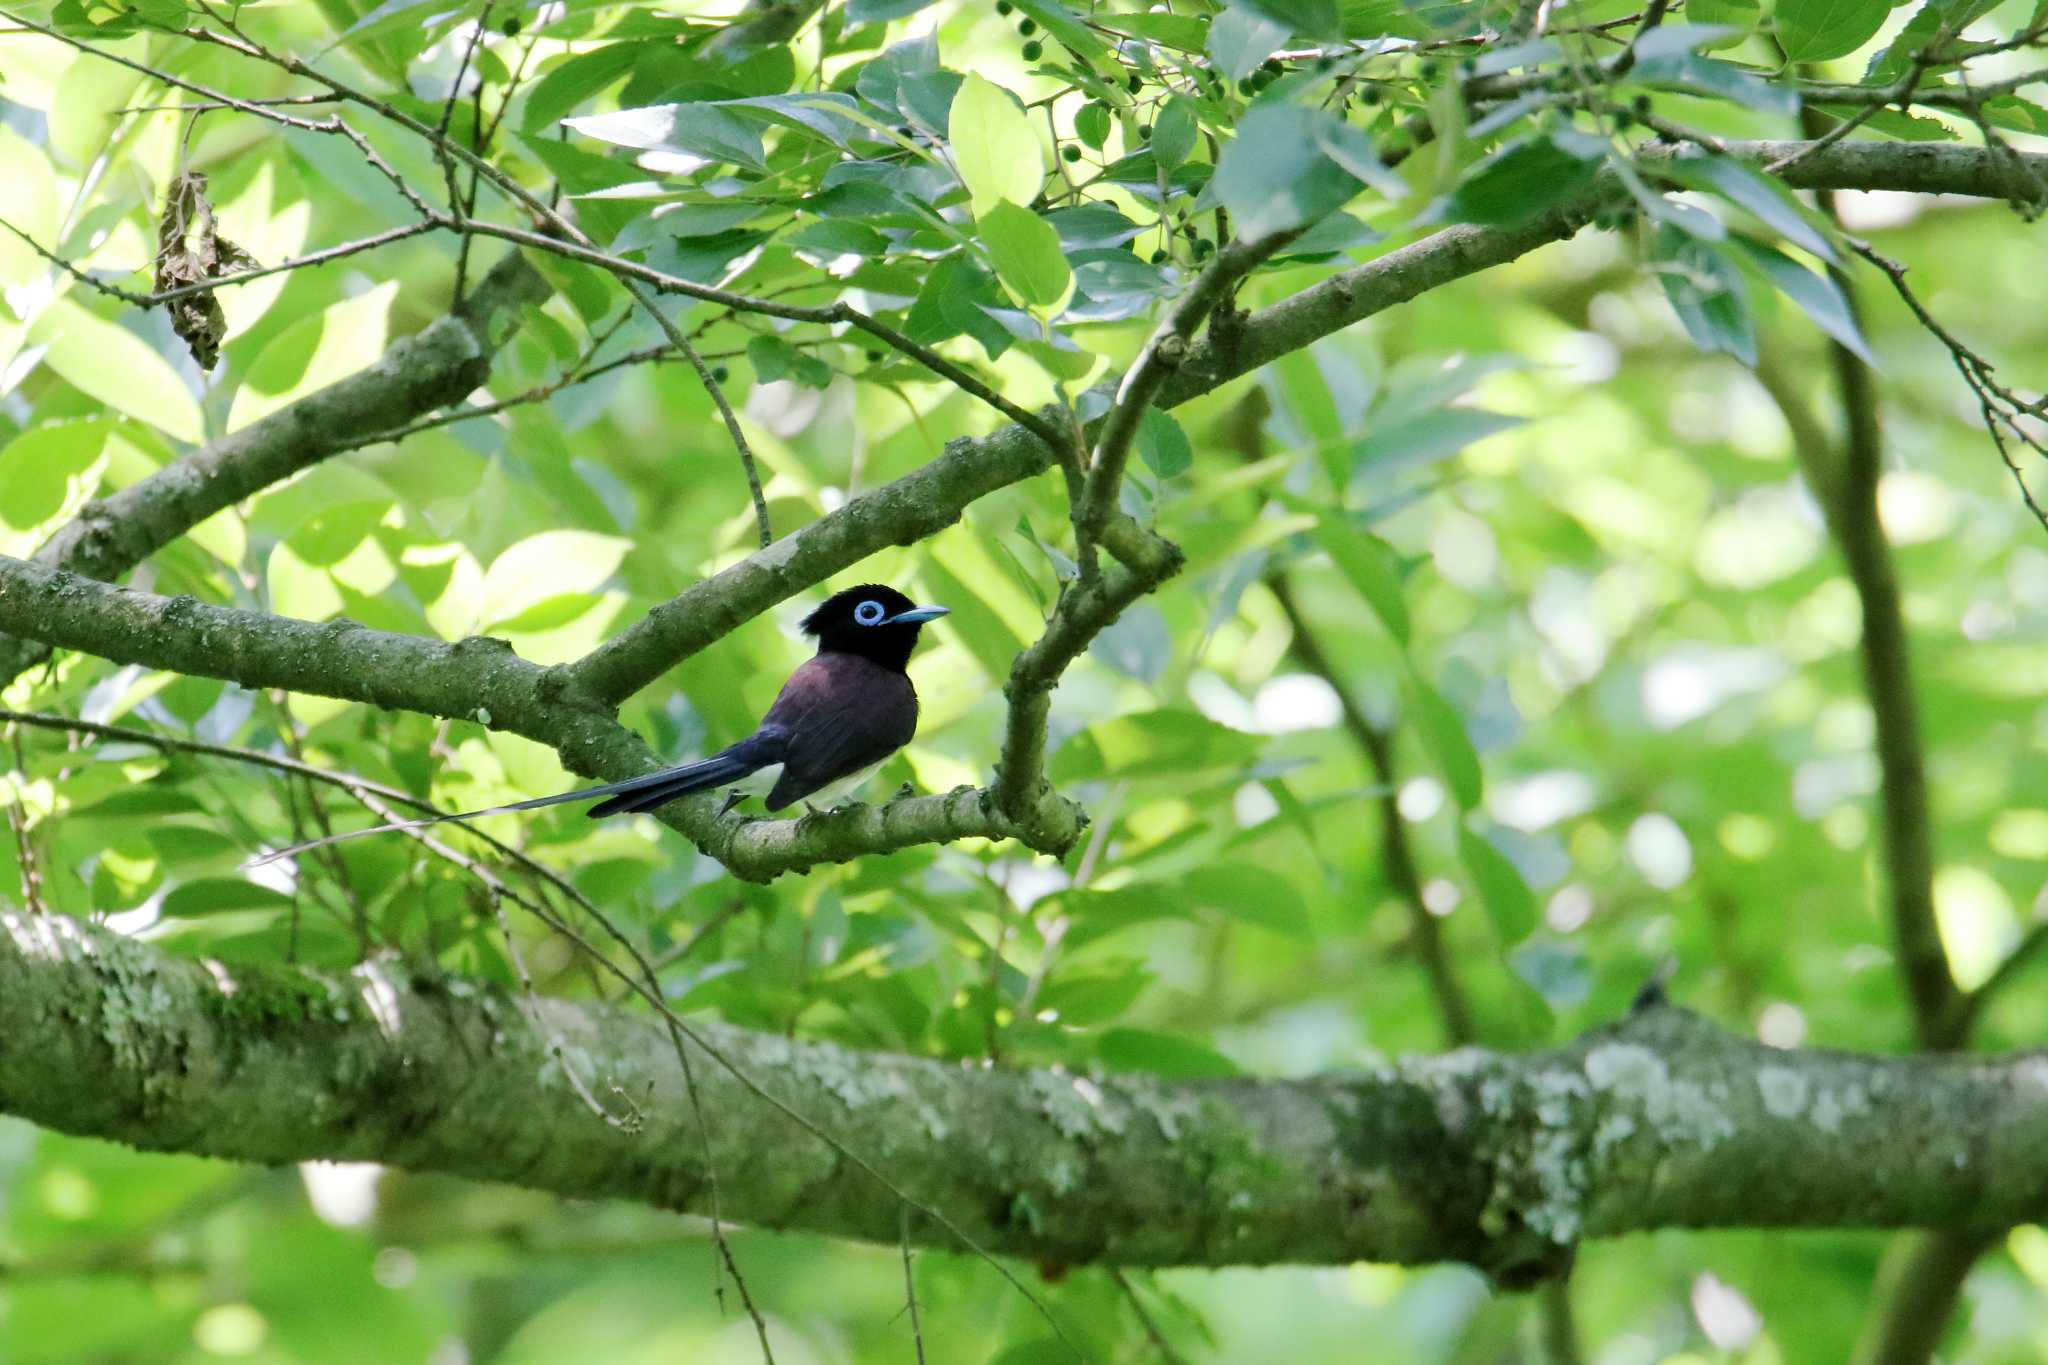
[5,910,2043,1276]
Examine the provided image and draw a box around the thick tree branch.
[0,556,1083,878]
[6,911,2047,1277]
[0,250,548,689]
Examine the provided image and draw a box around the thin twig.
[1110,1268,1190,1365]
[901,1208,926,1365]
[0,212,442,308]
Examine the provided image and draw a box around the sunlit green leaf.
[29,300,204,444]
[979,200,1071,310]
[949,75,1044,215]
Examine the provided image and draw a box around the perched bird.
[247,585,947,866]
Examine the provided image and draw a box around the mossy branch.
[5,911,2046,1277]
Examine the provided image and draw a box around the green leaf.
[1237,0,1341,40]
[1409,678,1482,808]
[0,419,110,559]
[1207,105,1366,236]
[1313,515,1409,645]
[1668,153,1836,261]
[949,75,1044,215]
[1729,235,1878,364]
[481,530,632,628]
[1458,826,1538,943]
[1150,98,1198,173]
[1136,408,1193,478]
[1074,101,1111,150]
[1654,226,1756,367]
[1050,708,1265,782]
[1098,1028,1241,1077]
[1634,46,1800,115]
[979,200,1071,310]
[785,219,890,256]
[28,300,203,445]
[1866,0,2000,84]
[0,128,59,288]
[161,877,294,918]
[267,501,396,622]
[1775,0,1890,61]
[847,0,938,23]
[1209,6,1292,81]
[520,43,643,133]
[1092,13,1211,48]
[1685,0,1761,46]
[1004,0,1114,63]
[1446,133,1603,227]
[562,103,766,170]
[1352,408,1522,479]
[226,282,398,433]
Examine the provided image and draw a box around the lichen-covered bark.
[0,557,1085,877]
[5,912,2044,1275]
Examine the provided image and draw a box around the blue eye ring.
[854,599,887,626]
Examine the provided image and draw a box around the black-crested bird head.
[801,584,949,672]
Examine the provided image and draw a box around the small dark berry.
[1018,17,1036,34]
[1138,123,1151,139]
[1237,77,1255,95]
[712,365,730,383]
[1419,60,1438,78]
[866,349,881,361]
[996,0,1012,11]
[1362,87,1381,105]
[1317,56,1335,71]
[1195,239,1214,257]
[1022,39,1042,59]
[1150,248,1168,263]
[501,16,520,35]
[1614,109,1634,129]
[1633,94,1652,114]
[1262,59,1282,75]
[1128,72,1143,92]
[1062,145,1081,162]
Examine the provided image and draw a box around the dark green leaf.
[1409,678,1482,808]
[1446,133,1602,227]
[1209,5,1292,80]
[1006,0,1115,61]
[521,44,643,133]
[1655,226,1757,366]
[1667,153,1835,260]
[562,103,766,170]
[1459,826,1538,942]
[1050,708,1264,782]
[1074,101,1111,150]
[1238,0,1341,40]
[1136,408,1193,478]
[1098,1028,1241,1077]
[1353,409,1521,479]
[1093,12,1211,48]
[1151,98,1198,173]
[1207,105,1366,236]
[1729,234,1877,364]
[785,219,890,256]
[846,0,937,24]
[1314,515,1409,644]
[1776,0,1890,61]
[161,878,294,918]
